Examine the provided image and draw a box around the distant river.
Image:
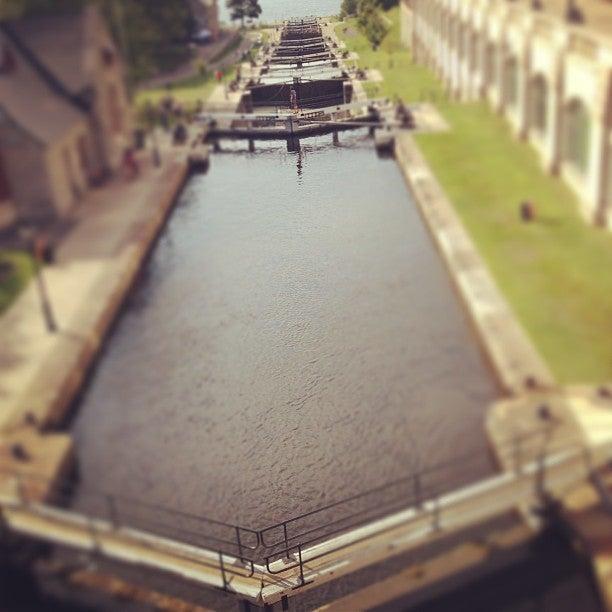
[219,0,341,23]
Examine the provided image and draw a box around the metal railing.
[0,423,592,595]
[1,466,259,563]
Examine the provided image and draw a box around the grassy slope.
[0,251,32,314]
[338,9,612,383]
[134,68,237,113]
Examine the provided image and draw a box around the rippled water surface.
[219,0,340,22]
[71,134,497,529]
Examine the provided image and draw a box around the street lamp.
[143,102,162,167]
[18,227,58,333]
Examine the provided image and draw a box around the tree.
[356,0,388,49]
[226,0,244,25]
[375,0,398,10]
[339,0,359,19]
[0,0,195,84]
[245,0,261,22]
[226,0,261,26]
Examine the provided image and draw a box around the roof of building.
[0,10,94,145]
[7,7,97,94]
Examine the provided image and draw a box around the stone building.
[401,0,612,227]
[0,5,132,229]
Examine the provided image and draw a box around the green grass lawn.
[0,251,32,314]
[337,9,612,383]
[134,32,248,116]
[338,8,443,102]
[134,66,237,119]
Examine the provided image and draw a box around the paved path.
[0,144,190,435]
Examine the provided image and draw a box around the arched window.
[484,42,496,84]
[529,74,548,135]
[563,98,591,173]
[458,24,465,58]
[449,19,457,50]
[503,57,519,108]
[470,32,479,72]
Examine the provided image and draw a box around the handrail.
[0,422,574,567]
[257,424,565,554]
[1,424,607,604]
[0,466,259,559]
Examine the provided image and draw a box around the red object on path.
[215,70,223,82]
[122,148,140,180]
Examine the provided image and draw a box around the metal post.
[236,526,244,562]
[297,543,306,586]
[33,258,57,333]
[432,496,441,531]
[332,131,339,145]
[413,473,422,509]
[219,550,228,590]
[106,495,119,528]
[248,139,255,153]
[88,515,100,555]
[283,523,290,559]
[151,128,161,167]
[513,433,522,475]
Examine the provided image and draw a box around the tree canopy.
[226,0,262,26]
[340,0,393,49]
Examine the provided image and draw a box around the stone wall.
[401,0,612,227]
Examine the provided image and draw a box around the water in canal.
[219,0,340,23]
[71,133,497,530]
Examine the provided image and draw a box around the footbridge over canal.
[198,100,410,146]
[2,391,612,607]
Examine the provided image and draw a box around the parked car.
[191,29,213,45]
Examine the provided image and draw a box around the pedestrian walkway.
[0,146,189,436]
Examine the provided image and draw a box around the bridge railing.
[254,425,566,566]
[0,423,578,580]
[0,467,260,563]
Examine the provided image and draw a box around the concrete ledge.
[394,132,555,396]
[0,158,189,433]
[0,429,73,503]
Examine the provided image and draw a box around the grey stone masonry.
[395,132,555,395]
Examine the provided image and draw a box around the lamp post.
[144,102,161,167]
[19,227,58,333]
[151,127,162,167]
